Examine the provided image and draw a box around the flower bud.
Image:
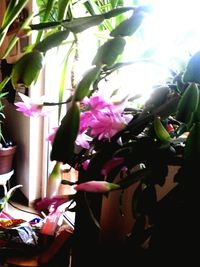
[74,180,120,193]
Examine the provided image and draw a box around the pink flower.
[79,94,131,140]
[101,157,125,176]
[75,131,93,149]
[82,94,128,113]
[74,180,120,193]
[82,159,90,170]
[82,95,109,110]
[46,127,59,144]
[90,110,127,140]
[79,111,94,133]
[34,195,70,212]
[14,92,49,117]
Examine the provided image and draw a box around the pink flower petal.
[46,127,59,144]
[34,195,69,212]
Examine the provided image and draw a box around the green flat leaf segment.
[51,102,80,164]
[11,51,43,88]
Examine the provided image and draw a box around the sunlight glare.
[121,0,200,104]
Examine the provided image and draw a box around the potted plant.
[0,1,28,175]
[0,82,17,175]
[1,0,199,266]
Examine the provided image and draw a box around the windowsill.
[6,201,42,221]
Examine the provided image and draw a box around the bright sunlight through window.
[118,0,200,104]
[44,0,200,190]
[47,0,200,108]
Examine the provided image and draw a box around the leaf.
[6,185,23,200]
[83,1,96,16]
[1,35,19,59]
[84,192,101,229]
[0,0,30,46]
[0,77,11,92]
[153,117,171,142]
[58,0,70,20]
[110,10,145,37]
[103,7,135,19]
[51,102,80,164]
[58,48,72,123]
[0,185,23,212]
[193,98,200,122]
[110,0,120,9]
[184,122,200,161]
[132,183,143,218]
[117,168,151,189]
[176,83,199,127]
[183,51,200,83]
[119,190,125,216]
[43,0,56,21]
[46,161,61,197]
[144,86,170,111]
[1,12,33,59]
[34,29,70,53]
[11,51,43,88]
[30,7,134,34]
[30,21,61,31]
[175,123,188,137]
[35,0,57,43]
[92,37,126,67]
[1,0,16,27]
[74,66,102,101]
[147,163,168,187]
[1,0,29,30]
[62,15,104,33]
[139,185,157,217]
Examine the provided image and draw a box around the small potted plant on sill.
[0,1,26,175]
[0,89,17,175]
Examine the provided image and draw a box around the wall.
[3,75,47,205]
[1,0,48,205]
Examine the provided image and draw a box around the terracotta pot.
[0,145,17,174]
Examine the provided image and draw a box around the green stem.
[43,96,72,106]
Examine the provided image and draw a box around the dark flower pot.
[0,145,17,175]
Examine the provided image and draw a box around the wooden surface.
[6,256,39,267]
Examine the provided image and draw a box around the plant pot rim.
[0,145,17,174]
[0,145,17,156]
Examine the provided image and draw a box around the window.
[34,0,200,198]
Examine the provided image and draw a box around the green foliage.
[36,0,57,22]
[183,51,200,83]
[92,37,126,66]
[51,101,80,163]
[184,122,200,161]
[153,117,171,142]
[11,51,43,87]
[57,0,71,20]
[176,83,199,128]
[62,15,105,33]
[34,29,70,53]
[74,66,102,101]
[110,8,145,37]
[1,0,200,263]
[0,0,30,46]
